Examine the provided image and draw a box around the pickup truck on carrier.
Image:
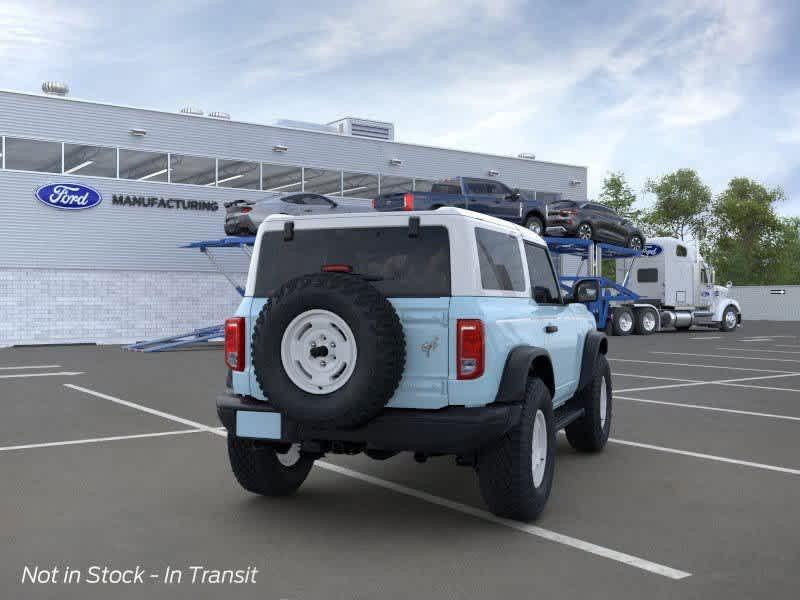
[372,176,549,235]
[218,208,611,521]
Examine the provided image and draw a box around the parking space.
[2,322,800,598]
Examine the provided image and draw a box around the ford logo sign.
[642,244,663,257]
[35,183,102,210]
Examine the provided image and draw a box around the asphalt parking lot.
[2,321,800,599]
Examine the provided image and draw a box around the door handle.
[545,324,558,334]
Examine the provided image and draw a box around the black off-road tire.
[252,272,405,428]
[565,354,612,452]
[610,306,634,336]
[476,378,555,521]
[227,435,314,496]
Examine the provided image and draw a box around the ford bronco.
[217,208,611,521]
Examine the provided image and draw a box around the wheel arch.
[494,346,554,404]
[524,210,545,224]
[577,331,607,390]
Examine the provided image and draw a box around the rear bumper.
[217,393,522,454]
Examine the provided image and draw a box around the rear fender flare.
[578,331,608,390]
[494,346,554,404]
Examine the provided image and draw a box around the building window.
[170,154,216,186]
[4,137,61,173]
[475,227,526,292]
[262,163,302,192]
[380,176,413,195]
[304,167,342,195]
[63,143,117,177]
[217,159,260,189]
[119,149,169,182]
[341,171,378,198]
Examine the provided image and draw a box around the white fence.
[728,285,800,321]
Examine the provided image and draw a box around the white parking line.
[64,383,691,580]
[0,429,208,453]
[317,461,691,580]
[615,372,800,394]
[615,395,800,423]
[717,347,800,355]
[610,358,796,374]
[652,351,800,364]
[0,371,84,379]
[774,344,800,349]
[0,364,61,370]
[609,438,800,476]
[689,336,721,340]
[614,372,699,383]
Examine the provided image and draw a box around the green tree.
[706,178,786,284]
[598,171,640,220]
[643,169,711,241]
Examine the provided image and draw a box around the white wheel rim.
[280,309,357,395]
[531,409,548,488]
[725,310,737,328]
[599,377,608,428]
[528,220,542,234]
[643,311,656,331]
[277,443,301,467]
[618,312,633,332]
[578,225,592,239]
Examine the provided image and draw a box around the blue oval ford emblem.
[642,244,663,257]
[35,183,102,210]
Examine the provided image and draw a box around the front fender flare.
[578,330,608,390]
[494,346,554,404]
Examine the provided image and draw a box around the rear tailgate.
[372,192,410,211]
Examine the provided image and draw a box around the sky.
[2,0,799,213]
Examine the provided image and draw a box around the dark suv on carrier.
[546,200,645,249]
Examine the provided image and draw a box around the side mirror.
[573,279,600,302]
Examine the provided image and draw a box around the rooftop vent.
[329,117,395,141]
[180,106,204,116]
[208,111,231,120]
[42,81,69,96]
[271,119,337,134]
[518,152,536,160]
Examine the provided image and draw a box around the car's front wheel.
[227,435,315,496]
[628,234,644,250]
[720,306,739,332]
[476,377,555,521]
[576,222,593,240]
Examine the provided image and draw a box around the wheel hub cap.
[599,377,608,428]
[643,311,656,331]
[725,310,737,328]
[578,225,592,239]
[531,409,548,487]
[528,221,542,234]
[277,443,301,467]
[619,312,633,332]
[280,309,357,394]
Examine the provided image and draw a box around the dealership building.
[0,85,588,346]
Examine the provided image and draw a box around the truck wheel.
[565,355,612,452]
[476,377,555,521]
[634,307,658,335]
[610,306,634,336]
[227,435,314,496]
[251,272,406,428]
[720,306,739,332]
[524,215,544,235]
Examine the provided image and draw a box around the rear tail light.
[241,207,252,213]
[321,264,352,273]
[457,319,484,380]
[372,198,377,209]
[402,193,414,211]
[560,209,577,217]
[224,317,245,371]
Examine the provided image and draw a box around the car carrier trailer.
[546,236,741,335]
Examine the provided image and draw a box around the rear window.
[254,226,451,297]
[475,227,525,292]
[430,183,461,194]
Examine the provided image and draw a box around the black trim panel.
[494,346,553,403]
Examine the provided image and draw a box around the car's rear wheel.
[227,435,314,496]
[565,354,612,452]
[524,215,544,235]
[628,235,644,250]
[476,377,555,521]
[576,222,593,240]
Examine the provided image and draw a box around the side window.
[283,195,303,205]
[637,268,659,283]
[466,181,487,194]
[676,245,688,257]
[701,268,708,284]
[304,194,333,206]
[475,228,526,292]
[524,243,561,304]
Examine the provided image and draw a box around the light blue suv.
[218,208,611,521]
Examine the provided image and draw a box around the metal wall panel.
[728,286,800,321]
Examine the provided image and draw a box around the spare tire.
[252,272,405,428]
